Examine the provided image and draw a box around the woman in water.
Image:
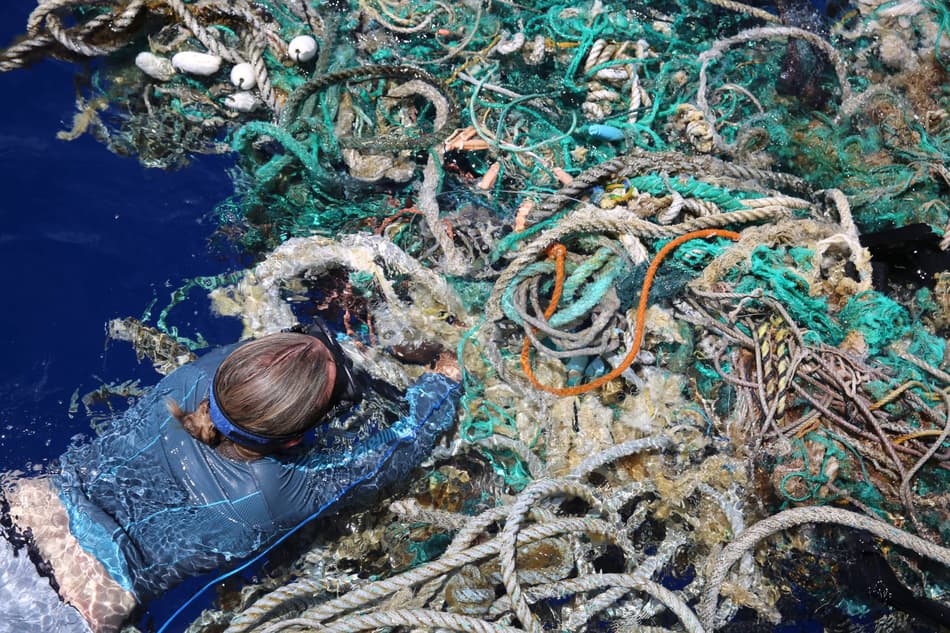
[0,322,460,632]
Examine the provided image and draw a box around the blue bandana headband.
[208,377,301,450]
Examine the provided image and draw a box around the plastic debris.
[3,0,949,631]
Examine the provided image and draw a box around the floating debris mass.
[2,0,950,631]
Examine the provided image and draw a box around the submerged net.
[3,0,950,631]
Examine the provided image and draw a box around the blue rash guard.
[52,344,459,602]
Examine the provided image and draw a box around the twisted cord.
[3,0,144,70]
[247,33,279,114]
[420,150,470,275]
[524,574,705,633]
[562,586,631,632]
[0,35,57,72]
[359,0,448,34]
[499,478,610,633]
[487,206,774,324]
[698,506,950,629]
[259,517,622,631]
[164,0,244,64]
[698,0,781,23]
[389,498,472,529]
[226,576,356,633]
[525,151,809,226]
[556,532,691,627]
[46,14,125,55]
[567,436,673,479]
[898,393,950,538]
[526,154,654,225]
[266,608,525,633]
[719,162,810,192]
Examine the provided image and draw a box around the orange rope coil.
[520,229,741,397]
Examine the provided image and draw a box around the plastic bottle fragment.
[135,52,176,81]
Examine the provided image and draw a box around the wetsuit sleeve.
[266,373,460,527]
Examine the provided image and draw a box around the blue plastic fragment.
[587,124,625,142]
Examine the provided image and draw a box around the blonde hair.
[167,333,336,458]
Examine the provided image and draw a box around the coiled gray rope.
[165,0,244,64]
[239,517,622,633]
[261,608,526,633]
[1,0,144,70]
[567,435,673,480]
[498,478,614,633]
[698,506,950,630]
[485,205,787,324]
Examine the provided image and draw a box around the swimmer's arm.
[286,373,460,520]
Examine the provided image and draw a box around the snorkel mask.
[208,319,363,451]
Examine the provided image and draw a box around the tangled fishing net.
[4,0,950,631]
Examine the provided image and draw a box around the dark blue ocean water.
[0,9,243,469]
[0,4,244,627]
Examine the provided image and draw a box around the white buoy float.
[288,35,317,63]
[230,63,256,89]
[134,52,176,81]
[171,51,222,76]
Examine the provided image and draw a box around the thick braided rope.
[499,479,609,633]
[527,154,677,225]
[26,0,140,36]
[246,517,620,632]
[567,435,673,479]
[526,151,810,225]
[45,10,129,55]
[3,0,143,69]
[164,0,244,63]
[485,206,785,323]
[698,506,950,629]
[225,576,354,633]
[420,150,470,275]
[0,35,56,71]
[519,574,705,633]
[718,162,810,192]
[562,586,631,632]
[698,0,781,23]
[247,33,279,114]
[263,608,526,633]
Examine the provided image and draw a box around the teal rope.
[549,257,623,328]
[232,121,321,179]
[561,246,614,302]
